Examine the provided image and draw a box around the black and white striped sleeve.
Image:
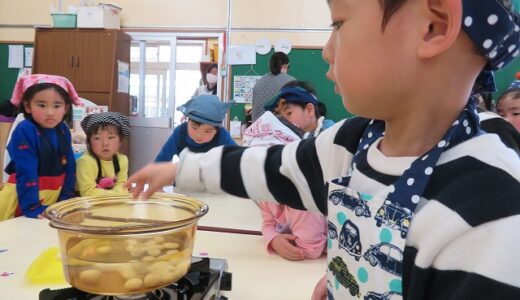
[175,117,369,214]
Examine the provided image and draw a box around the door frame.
[126,31,224,129]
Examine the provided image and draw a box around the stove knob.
[219,271,232,291]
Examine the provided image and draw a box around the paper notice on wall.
[86,106,109,115]
[228,45,256,65]
[17,68,32,79]
[230,118,242,138]
[233,75,261,103]
[8,45,23,69]
[24,47,33,67]
[117,60,129,93]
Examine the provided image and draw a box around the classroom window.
[129,40,206,122]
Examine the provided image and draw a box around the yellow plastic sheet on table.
[25,247,66,285]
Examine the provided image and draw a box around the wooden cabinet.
[33,28,131,116]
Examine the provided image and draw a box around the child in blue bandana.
[264,81,335,137]
[497,74,520,132]
[155,95,236,162]
[127,1,520,299]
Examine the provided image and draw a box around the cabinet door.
[75,31,115,92]
[34,30,76,84]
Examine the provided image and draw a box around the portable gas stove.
[39,257,232,300]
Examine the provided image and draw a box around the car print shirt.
[175,117,520,299]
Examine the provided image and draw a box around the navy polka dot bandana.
[462,0,520,71]
[352,98,481,212]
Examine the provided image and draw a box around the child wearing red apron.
[0,74,82,220]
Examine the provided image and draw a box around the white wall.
[0,0,331,46]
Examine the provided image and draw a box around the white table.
[0,217,326,299]
[180,191,263,233]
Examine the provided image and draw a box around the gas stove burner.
[90,287,177,300]
[39,257,232,300]
[87,287,177,300]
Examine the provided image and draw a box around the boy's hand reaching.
[124,163,177,199]
[270,234,305,261]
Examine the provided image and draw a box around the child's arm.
[8,123,45,218]
[155,131,179,162]
[260,203,326,260]
[270,234,305,261]
[259,201,282,250]
[128,118,369,207]
[289,209,327,259]
[59,124,76,201]
[174,121,350,212]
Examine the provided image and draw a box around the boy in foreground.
[127,1,520,298]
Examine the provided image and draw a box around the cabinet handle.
[70,56,74,67]
[75,56,80,68]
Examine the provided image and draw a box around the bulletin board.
[0,43,33,104]
[230,49,350,122]
[233,75,262,103]
[230,49,520,122]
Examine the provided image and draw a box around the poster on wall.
[24,47,33,67]
[117,60,130,93]
[233,75,261,103]
[8,45,23,68]
[228,45,256,65]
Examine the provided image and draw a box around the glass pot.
[44,194,208,295]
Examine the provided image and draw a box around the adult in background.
[252,52,295,121]
[193,63,218,97]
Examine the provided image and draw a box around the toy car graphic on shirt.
[363,242,403,276]
[329,188,371,218]
[374,200,412,238]
[338,219,362,261]
[328,256,361,298]
[328,221,338,239]
[364,290,402,300]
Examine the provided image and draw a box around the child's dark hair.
[188,118,219,130]
[269,52,290,75]
[20,83,73,122]
[379,0,408,29]
[281,80,323,119]
[317,102,327,118]
[206,63,218,74]
[326,0,408,29]
[85,123,124,155]
[498,88,520,106]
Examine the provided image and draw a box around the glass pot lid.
[44,193,208,235]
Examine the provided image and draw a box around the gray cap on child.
[177,95,234,127]
[80,112,130,136]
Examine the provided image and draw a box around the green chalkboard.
[231,49,520,121]
[494,56,520,99]
[230,49,351,122]
[0,43,33,103]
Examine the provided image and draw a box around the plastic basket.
[51,13,77,28]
